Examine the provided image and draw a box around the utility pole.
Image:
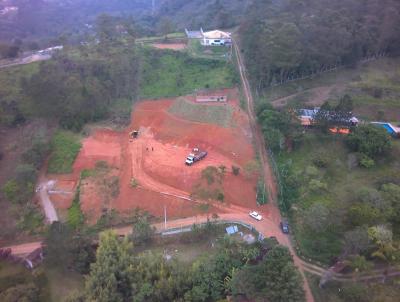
[164,204,167,229]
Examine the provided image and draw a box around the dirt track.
[151,43,187,50]
[233,38,314,302]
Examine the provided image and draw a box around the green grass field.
[264,58,400,121]
[139,47,238,99]
[47,130,82,174]
[168,97,234,127]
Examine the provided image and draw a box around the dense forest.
[155,0,250,30]
[240,0,400,88]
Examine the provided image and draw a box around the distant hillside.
[0,0,152,41]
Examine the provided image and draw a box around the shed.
[23,247,44,270]
[226,225,239,235]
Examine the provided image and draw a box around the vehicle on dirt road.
[280,221,289,234]
[185,149,207,166]
[249,211,262,221]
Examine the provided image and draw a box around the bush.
[130,178,139,188]
[312,153,329,168]
[346,125,392,158]
[359,154,375,169]
[22,140,49,169]
[2,180,19,203]
[217,192,224,202]
[232,165,240,175]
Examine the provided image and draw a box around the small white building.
[185,28,232,46]
[201,30,232,46]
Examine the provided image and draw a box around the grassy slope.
[47,130,82,174]
[139,47,237,99]
[168,97,233,127]
[266,58,400,121]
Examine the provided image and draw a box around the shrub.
[308,179,328,193]
[346,125,392,158]
[232,165,240,175]
[359,155,375,169]
[22,140,49,169]
[217,192,225,202]
[2,180,19,203]
[130,178,139,188]
[201,166,220,185]
[312,153,329,168]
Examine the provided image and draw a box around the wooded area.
[241,0,400,88]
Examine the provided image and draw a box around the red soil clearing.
[151,43,187,50]
[50,88,258,222]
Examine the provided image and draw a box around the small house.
[23,247,44,270]
[201,30,232,46]
[185,28,232,46]
[196,91,228,103]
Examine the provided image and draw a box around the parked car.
[280,221,289,234]
[249,211,262,221]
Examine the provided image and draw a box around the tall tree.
[85,231,133,302]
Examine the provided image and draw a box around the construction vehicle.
[185,149,207,166]
[129,130,139,139]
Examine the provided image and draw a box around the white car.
[249,211,262,221]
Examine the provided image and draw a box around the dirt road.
[232,38,315,302]
[0,53,51,69]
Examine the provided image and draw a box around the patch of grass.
[47,130,81,174]
[169,97,233,127]
[139,47,238,99]
[68,194,84,229]
[186,40,231,61]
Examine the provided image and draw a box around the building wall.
[196,95,227,102]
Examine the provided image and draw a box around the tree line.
[240,0,400,89]
[58,225,305,302]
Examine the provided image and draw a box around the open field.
[151,43,187,50]
[48,88,258,223]
[139,48,238,99]
[269,58,400,120]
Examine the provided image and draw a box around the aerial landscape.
[0,0,400,301]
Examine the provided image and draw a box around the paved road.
[37,179,59,223]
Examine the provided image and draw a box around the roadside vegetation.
[307,273,400,302]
